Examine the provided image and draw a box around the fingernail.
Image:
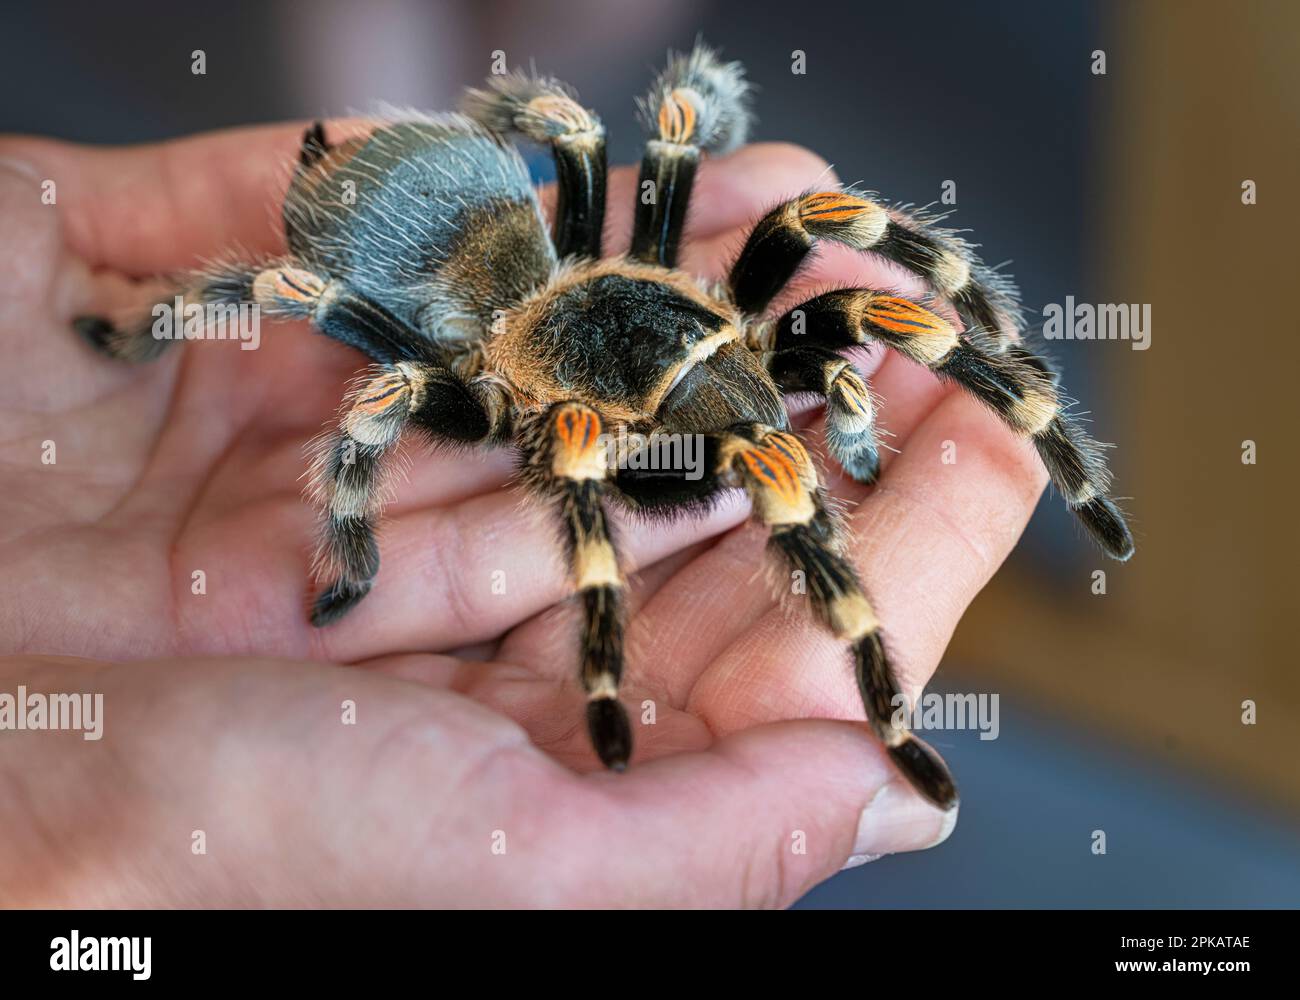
[842,782,959,868]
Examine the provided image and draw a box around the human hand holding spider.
[0,125,1047,907]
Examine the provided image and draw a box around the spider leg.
[770,289,1135,559]
[309,359,496,626]
[75,263,427,365]
[629,44,752,267]
[765,345,881,484]
[616,424,958,810]
[730,191,1023,353]
[520,401,632,770]
[462,74,606,259]
[298,120,330,169]
[74,261,272,364]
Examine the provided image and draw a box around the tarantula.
[74,44,1133,810]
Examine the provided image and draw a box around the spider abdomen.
[285,117,555,336]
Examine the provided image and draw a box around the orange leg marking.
[553,405,606,480]
[799,191,876,224]
[863,296,954,337]
[657,88,698,144]
[527,94,595,134]
[741,442,803,507]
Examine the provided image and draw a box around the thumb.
[570,720,959,907]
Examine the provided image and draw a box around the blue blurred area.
[798,683,1300,908]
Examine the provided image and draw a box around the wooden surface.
[946,0,1300,808]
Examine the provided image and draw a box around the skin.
[0,125,1047,907]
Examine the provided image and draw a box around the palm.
[0,127,1047,905]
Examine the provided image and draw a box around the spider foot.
[888,736,960,812]
[310,579,372,627]
[1075,495,1135,562]
[587,697,632,771]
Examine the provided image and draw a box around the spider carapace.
[76,45,1134,810]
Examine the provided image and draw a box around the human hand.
[0,127,1045,906]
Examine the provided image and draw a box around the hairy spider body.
[75,45,1134,810]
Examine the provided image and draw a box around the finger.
[625,343,950,709]
[688,384,1048,735]
[0,124,309,275]
[547,719,957,907]
[369,537,710,672]
[192,479,751,663]
[227,663,950,907]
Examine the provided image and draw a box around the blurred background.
[3,0,1296,907]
